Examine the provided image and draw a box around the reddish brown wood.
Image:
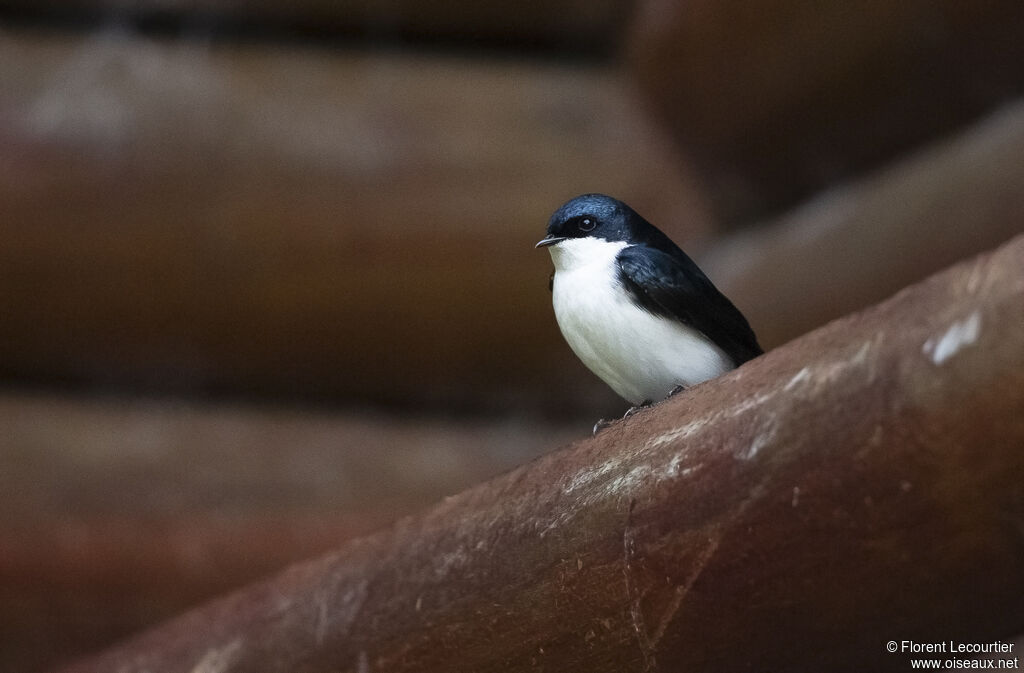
[0,31,705,416]
[56,234,1024,672]
[707,101,1024,351]
[0,395,576,672]
[629,0,1024,222]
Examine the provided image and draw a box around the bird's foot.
[623,400,653,418]
[667,384,687,398]
[593,400,654,435]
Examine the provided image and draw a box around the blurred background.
[1,1,1023,670]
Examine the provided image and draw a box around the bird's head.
[535,193,634,250]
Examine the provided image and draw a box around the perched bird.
[537,194,762,412]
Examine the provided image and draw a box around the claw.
[594,398,654,435]
[622,400,653,418]
[667,384,686,398]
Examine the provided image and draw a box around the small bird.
[537,194,762,413]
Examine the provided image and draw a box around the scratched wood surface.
[55,234,1024,672]
[0,393,578,673]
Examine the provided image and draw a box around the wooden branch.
[57,233,1024,672]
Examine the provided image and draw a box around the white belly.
[549,240,734,405]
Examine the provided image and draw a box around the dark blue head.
[536,194,631,248]
[536,194,677,252]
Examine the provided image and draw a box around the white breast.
[548,238,734,406]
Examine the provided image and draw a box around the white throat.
[547,237,627,273]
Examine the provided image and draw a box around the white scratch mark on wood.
[649,534,723,651]
[621,500,655,672]
[784,366,811,390]
[736,416,777,461]
[189,638,243,673]
[562,457,624,495]
[665,453,683,478]
[922,311,981,364]
[315,590,330,645]
[435,546,469,578]
[314,578,368,646]
[644,417,708,450]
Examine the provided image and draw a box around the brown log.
[628,0,1024,223]
[0,394,576,672]
[706,100,1024,350]
[0,0,631,51]
[56,234,1024,672]
[0,29,705,416]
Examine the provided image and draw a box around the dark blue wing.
[616,245,763,366]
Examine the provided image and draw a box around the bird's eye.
[578,218,596,232]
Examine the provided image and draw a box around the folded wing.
[616,245,763,366]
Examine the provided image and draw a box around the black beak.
[535,236,566,248]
